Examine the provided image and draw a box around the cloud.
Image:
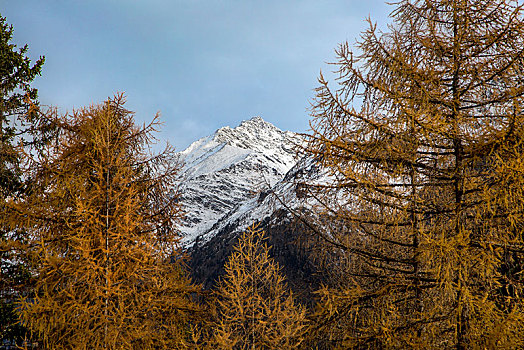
[3,0,391,150]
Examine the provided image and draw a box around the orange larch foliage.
[301,0,524,348]
[9,94,197,349]
[210,225,307,349]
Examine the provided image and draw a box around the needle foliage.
[302,0,524,348]
[0,14,46,346]
[9,94,197,349]
[210,225,307,349]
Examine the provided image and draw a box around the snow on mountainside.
[187,154,325,289]
[190,156,324,246]
[177,117,300,245]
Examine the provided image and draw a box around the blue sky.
[2,0,390,150]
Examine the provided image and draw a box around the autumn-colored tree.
[0,14,46,346]
[301,0,524,348]
[7,94,197,349]
[210,225,307,349]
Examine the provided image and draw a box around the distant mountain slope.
[187,157,324,293]
[177,116,299,245]
[178,117,331,296]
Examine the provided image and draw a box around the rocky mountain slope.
[177,117,327,294]
[177,116,299,246]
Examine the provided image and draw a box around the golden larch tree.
[9,94,197,349]
[301,0,524,348]
[211,225,307,349]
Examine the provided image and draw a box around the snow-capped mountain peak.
[178,117,299,245]
[213,116,287,150]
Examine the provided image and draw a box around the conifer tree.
[211,225,307,349]
[301,0,524,348]
[0,14,46,345]
[8,94,197,349]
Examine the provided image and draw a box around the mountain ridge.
[177,116,300,245]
